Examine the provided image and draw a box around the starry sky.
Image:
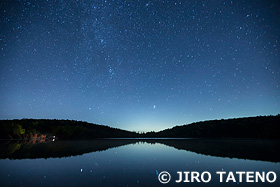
[0,0,279,132]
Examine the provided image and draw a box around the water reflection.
[0,139,280,186]
[0,139,279,162]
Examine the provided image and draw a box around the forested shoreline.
[0,119,138,140]
[146,115,280,139]
[0,115,279,140]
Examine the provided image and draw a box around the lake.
[0,139,279,186]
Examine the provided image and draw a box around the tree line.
[0,115,279,139]
[0,119,138,139]
[145,114,280,139]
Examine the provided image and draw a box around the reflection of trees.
[1,139,279,163]
[4,142,21,155]
[0,140,138,159]
[145,139,280,162]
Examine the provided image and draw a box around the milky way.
[0,0,279,131]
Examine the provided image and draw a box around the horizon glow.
[0,0,279,132]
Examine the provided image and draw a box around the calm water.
[0,139,279,186]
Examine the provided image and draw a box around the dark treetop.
[0,115,279,139]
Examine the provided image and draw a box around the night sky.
[0,0,279,132]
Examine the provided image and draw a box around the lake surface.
[0,139,279,186]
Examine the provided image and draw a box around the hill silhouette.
[147,115,280,139]
[0,119,138,139]
[0,115,279,139]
